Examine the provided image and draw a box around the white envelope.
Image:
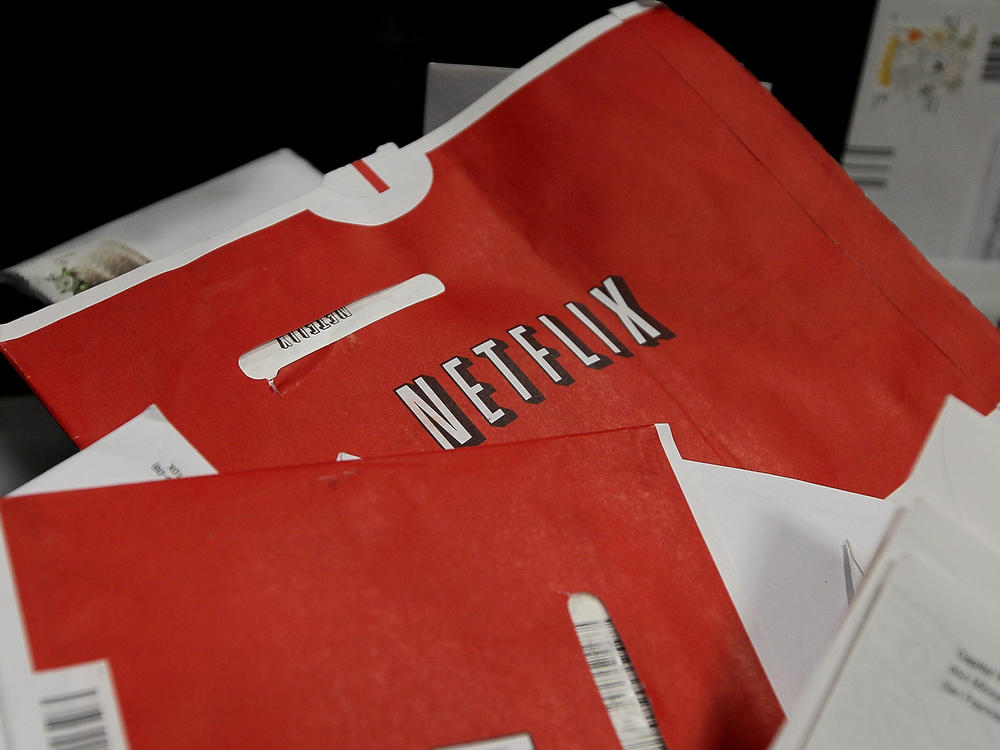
[888,394,1000,540]
[2,149,321,305]
[769,498,1000,749]
[798,553,1000,749]
[841,0,1000,259]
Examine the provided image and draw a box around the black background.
[2,2,877,395]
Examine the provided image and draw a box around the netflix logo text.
[394,276,674,448]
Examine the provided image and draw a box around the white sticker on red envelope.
[434,732,534,750]
[238,274,445,383]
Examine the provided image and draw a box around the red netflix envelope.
[0,424,782,749]
[3,3,998,498]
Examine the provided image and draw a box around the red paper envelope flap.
[1,425,782,749]
[3,5,998,498]
[621,9,1000,392]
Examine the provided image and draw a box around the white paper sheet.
[7,405,216,496]
[769,498,1000,749]
[655,425,897,713]
[888,394,1000,540]
[801,553,1000,749]
[423,63,515,134]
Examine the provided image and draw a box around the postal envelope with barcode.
[842,0,1000,259]
[0,424,782,749]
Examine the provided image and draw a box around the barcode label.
[569,594,666,750]
[41,689,109,749]
[1,531,127,749]
[982,34,1000,82]
[842,145,896,191]
[238,273,445,383]
[30,662,129,750]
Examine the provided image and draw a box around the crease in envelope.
[888,394,1000,539]
[655,425,897,714]
[7,405,216,497]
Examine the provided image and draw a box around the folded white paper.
[801,553,1000,748]
[656,425,897,713]
[769,498,1000,748]
[8,405,216,496]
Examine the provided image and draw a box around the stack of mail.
[1,3,999,748]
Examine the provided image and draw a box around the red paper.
[1,424,782,749]
[3,6,999,498]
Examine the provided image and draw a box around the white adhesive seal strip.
[434,733,534,750]
[238,273,445,383]
[568,593,666,749]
